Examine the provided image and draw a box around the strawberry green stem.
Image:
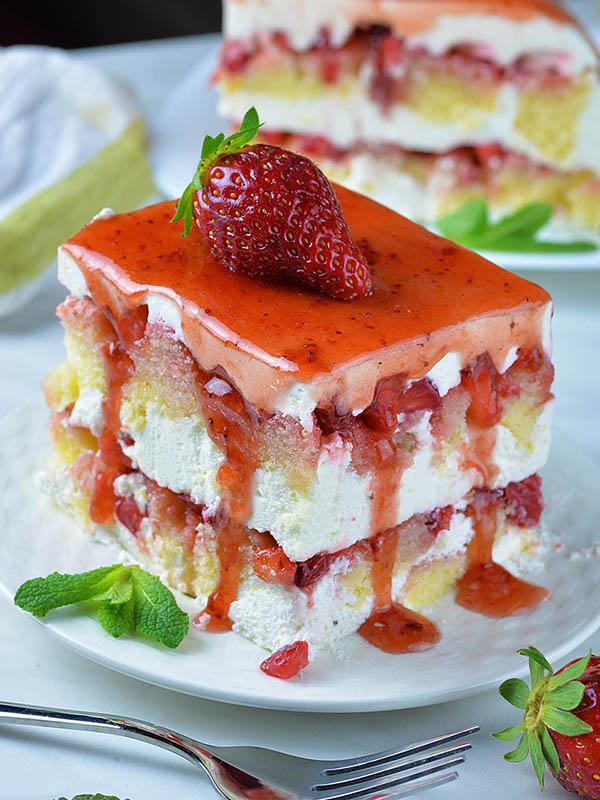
[171,107,262,236]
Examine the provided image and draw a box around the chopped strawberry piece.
[260,641,309,679]
[504,474,544,527]
[462,353,503,427]
[114,495,144,537]
[295,553,330,589]
[252,545,297,585]
[363,377,441,432]
[425,505,453,537]
[474,143,505,167]
[220,39,252,73]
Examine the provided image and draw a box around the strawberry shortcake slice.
[43,114,554,676]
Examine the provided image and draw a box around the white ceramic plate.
[2,397,600,712]
[150,43,600,273]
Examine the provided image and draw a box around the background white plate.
[150,42,600,273]
[2,397,600,713]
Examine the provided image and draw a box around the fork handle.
[0,701,253,800]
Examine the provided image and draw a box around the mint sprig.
[437,199,597,254]
[55,795,130,800]
[172,106,262,236]
[492,646,592,790]
[15,564,189,649]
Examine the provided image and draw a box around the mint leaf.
[14,565,125,617]
[463,236,597,254]
[499,677,530,709]
[15,564,189,650]
[55,794,129,800]
[97,574,134,606]
[130,567,189,648]
[98,595,135,638]
[437,198,488,239]
[436,199,598,253]
[478,203,552,243]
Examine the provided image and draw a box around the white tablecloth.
[1,28,600,800]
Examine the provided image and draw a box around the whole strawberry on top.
[494,646,600,796]
[172,107,373,300]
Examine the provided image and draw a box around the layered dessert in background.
[0,46,155,316]
[216,0,600,244]
[41,178,555,672]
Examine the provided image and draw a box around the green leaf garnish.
[172,106,262,236]
[436,198,488,240]
[15,564,189,649]
[492,647,593,789]
[436,199,598,254]
[477,203,552,242]
[55,795,130,800]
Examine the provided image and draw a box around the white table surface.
[1,28,600,800]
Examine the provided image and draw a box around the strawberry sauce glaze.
[62,188,551,417]
[456,490,549,616]
[358,530,440,653]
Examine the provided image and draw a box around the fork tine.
[312,755,465,800]
[361,770,458,799]
[312,741,472,791]
[321,725,479,775]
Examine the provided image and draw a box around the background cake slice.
[216,0,600,243]
[0,45,156,316]
[42,177,554,670]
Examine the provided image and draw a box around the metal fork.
[0,702,478,799]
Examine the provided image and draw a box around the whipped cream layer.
[0,46,140,221]
[43,463,545,654]
[60,370,552,562]
[59,193,552,420]
[223,0,596,72]
[219,79,600,173]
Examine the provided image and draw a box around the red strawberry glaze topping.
[260,640,309,679]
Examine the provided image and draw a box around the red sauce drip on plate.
[456,490,549,616]
[358,529,440,653]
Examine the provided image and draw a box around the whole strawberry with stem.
[172,107,373,300]
[494,646,600,796]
